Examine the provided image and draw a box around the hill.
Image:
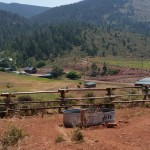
[0,2,49,18]
[0,10,30,51]
[0,1,150,67]
[0,22,150,67]
[32,0,150,34]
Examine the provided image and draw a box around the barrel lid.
[63,109,80,113]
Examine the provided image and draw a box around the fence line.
[0,86,149,116]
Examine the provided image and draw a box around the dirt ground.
[0,107,149,150]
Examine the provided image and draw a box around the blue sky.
[0,0,82,7]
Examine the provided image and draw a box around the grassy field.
[0,72,80,101]
[90,57,150,69]
[0,71,130,101]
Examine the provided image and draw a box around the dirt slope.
[0,107,149,150]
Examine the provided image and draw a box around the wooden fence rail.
[0,86,149,116]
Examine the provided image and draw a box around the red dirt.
[0,107,149,150]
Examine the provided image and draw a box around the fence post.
[106,88,113,102]
[5,94,12,116]
[143,86,149,100]
[58,89,66,113]
[80,109,86,128]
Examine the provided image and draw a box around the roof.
[135,77,150,86]
[38,73,52,78]
[24,67,36,71]
[84,82,96,85]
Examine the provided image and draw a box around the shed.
[135,77,150,86]
[24,67,37,74]
[4,68,15,72]
[84,82,96,88]
[38,73,52,79]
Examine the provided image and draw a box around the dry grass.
[0,72,77,93]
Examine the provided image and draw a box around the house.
[24,67,37,74]
[84,82,96,88]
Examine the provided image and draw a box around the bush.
[0,125,25,148]
[107,69,120,75]
[84,92,95,104]
[36,61,46,68]
[71,129,84,143]
[17,95,34,102]
[0,67,4,71]
[51,65,64,78]
[66,71,81,80]
[55,135,65,143]
[6,82,14,88]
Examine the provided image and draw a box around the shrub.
[6,82,14,88]
[0,67,4,71]
[66,71,81,80]
[55,135,65,143]
[36,61,46,68]
[84,92,95,104]
[107,69,120,75]
[17,95,34,102]
[71,129,84,143]
[0,125,25,148]
[51,65,64,78]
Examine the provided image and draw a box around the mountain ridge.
[0,2,50,18]
[32,0,150,34]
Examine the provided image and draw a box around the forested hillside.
[0,2,49,18]
[1,21,150,67]
[32,0,150,34]
[0,10,30,51]
[0,0,150,68]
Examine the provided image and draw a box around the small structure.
[4,67,15,72]
[84,82,96,88]
[135,77,150,86]
[38,73,52,78]
[24,67,37,74]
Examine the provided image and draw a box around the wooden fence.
[0,86,149,116]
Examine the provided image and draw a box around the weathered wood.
[112,100,150,103]
[12,91,58,95]
[16,100,61,104]
[58,95,121,101]
[59,86,142,92]
[0,86,149,116]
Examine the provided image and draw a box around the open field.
[90,57,150,69]
[0,107,149,150]
[0,71,133,101]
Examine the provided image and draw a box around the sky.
[0,0,83,7]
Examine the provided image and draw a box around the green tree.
[66,71,81,80]
[51,65,64,78]
[102,62,107,76]
[91,62,98,77]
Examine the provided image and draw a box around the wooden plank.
[112,100,150,103]
[59,88,106,92]
[59,86,142,92]
[12,91,58,95]
[18,106,71,110]
[58,95,121,101]
[0,103,15,106]
[17,100,61,104]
